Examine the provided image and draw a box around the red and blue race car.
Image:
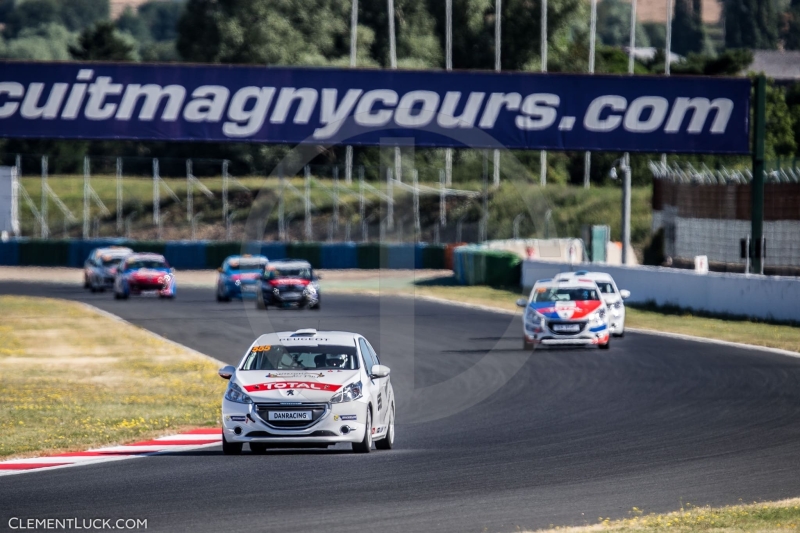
[113,253,176,300]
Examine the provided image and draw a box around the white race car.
[218,329,395,454]
[555,271,630,337]
[516,277,611,350]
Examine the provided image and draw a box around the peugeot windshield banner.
[0,61,751,154]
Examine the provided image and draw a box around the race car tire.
[114,291,121,300]
[83,275,90,289]
[523,338,534,351]
[309,303,321,311]
[599,337,611,350]
[249,443,268,454]
[90,284,97,293]
[613,329,625,338]
[352,409,373,454]
[217,285,231,302]
[256,294,267,310]
[221,434,242,455]
[375,406,395,450]
[119,291,129,300]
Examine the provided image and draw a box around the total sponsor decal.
[529,300,602,320]
[269,278,310,286]
[244,381,342,393]
[0,429,221,477]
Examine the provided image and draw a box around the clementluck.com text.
[7,518,147,530]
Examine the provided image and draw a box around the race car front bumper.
[222,398,368,445]
[524,322,610,346]
[224,281,259,299]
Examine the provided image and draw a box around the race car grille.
[254,403,328,429]
[547,321,587,336]
[131,281,165,291]
[245,430,337,438]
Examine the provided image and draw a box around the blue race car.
[83,246,133,292]
[216,254,269,302]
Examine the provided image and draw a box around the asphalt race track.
[2,281,800,533]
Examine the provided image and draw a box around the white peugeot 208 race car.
[555,271,631,337]
[219,329,395,454]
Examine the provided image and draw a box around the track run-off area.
[1,281,799,533]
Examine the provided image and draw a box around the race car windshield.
[125,259,169,270]
[227,260,267,271]
[240,344,359,371]
[595,282,615,294]
[269,268,312,280]
[533,287,600,302]
[101,257,124,267]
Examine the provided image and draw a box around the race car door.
[358,338,385,433]
[360,338,389,430]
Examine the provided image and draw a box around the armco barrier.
[357,244,381,269]
[18,240,71,267]
[0,239,451,271]
[0,240,19,266]
[321,243,358,269]
[286,243,322,268]
[453,246,521,286]
[521,259,800,323]
[164,242,207,270]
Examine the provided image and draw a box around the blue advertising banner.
[0,61,751,154]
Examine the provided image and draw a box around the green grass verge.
[0,296,226,459]
[530,499,800,532]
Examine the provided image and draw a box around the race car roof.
[268,259,312,269]
[251,330,359,348]
[95,247,133,257]
[125,252,167,260]
[556,271,615,282]
[534,278,599,289]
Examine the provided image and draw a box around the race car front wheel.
[599,337,611,350]
[222,433,242,455]
[352,409,372,454]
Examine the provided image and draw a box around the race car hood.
[229,272,261,282]
[529,300,603,320]
[128,268,170,280]
[601,294,621,305]
[234,369,359,402]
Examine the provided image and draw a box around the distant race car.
[216,254,269,302]
[217,328,395,454]
[255,259,321,310]
[83,246,133,292]
[516,277,610,350]
[555,271,630,337]
[113,253,176,300]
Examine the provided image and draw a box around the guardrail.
[0,239,447,271]
[521,259,800,323]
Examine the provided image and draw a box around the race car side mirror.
[370,365,390,379]
[516,298,528,308]
[620,290,631,300]
[217,267,223,273]
[218,365,235,380]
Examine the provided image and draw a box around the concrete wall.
[522,259,800,323]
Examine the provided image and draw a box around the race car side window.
[365,340,380,365]
[358,338,375,374]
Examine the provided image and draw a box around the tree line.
[0,0,799,185]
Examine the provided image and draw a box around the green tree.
[59,0,109,32]
[783,82,800,155]
[0,23,76,60]
[671,0,705,55]
[725,0,780,49]
[69,21,136,61]
[2,0,61,38]
[138,1,184,42]
[596,0,650,48]
[782,0,800,49]
[763,80,796,158]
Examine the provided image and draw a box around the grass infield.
[529,499,800,532]
[0,296,225,459]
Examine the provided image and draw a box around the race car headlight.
[330,381,362,403]
[525,308,543,325]
[612,301,622,310]
[589,309,607,325]
[303,285,317,296]
[159,274,172,284]
[224,382,252,404]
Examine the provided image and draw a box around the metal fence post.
[152,158,160,227]
[186,159,193,223]
[751,75,767,274]
[222,159,229,225]
[41,156,49,238]
[387,168,394,231]
[413,169,420,240]
[439,169,447,227]
[304,165,312,241]
[359,166,367,242]
[116,157,123,234]
[278,165,285,241]
[333,166,340,232]
[83,156,90,239]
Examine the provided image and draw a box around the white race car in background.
[516,277,611,350]
[555,271,630,337]
[218,329,395,454]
